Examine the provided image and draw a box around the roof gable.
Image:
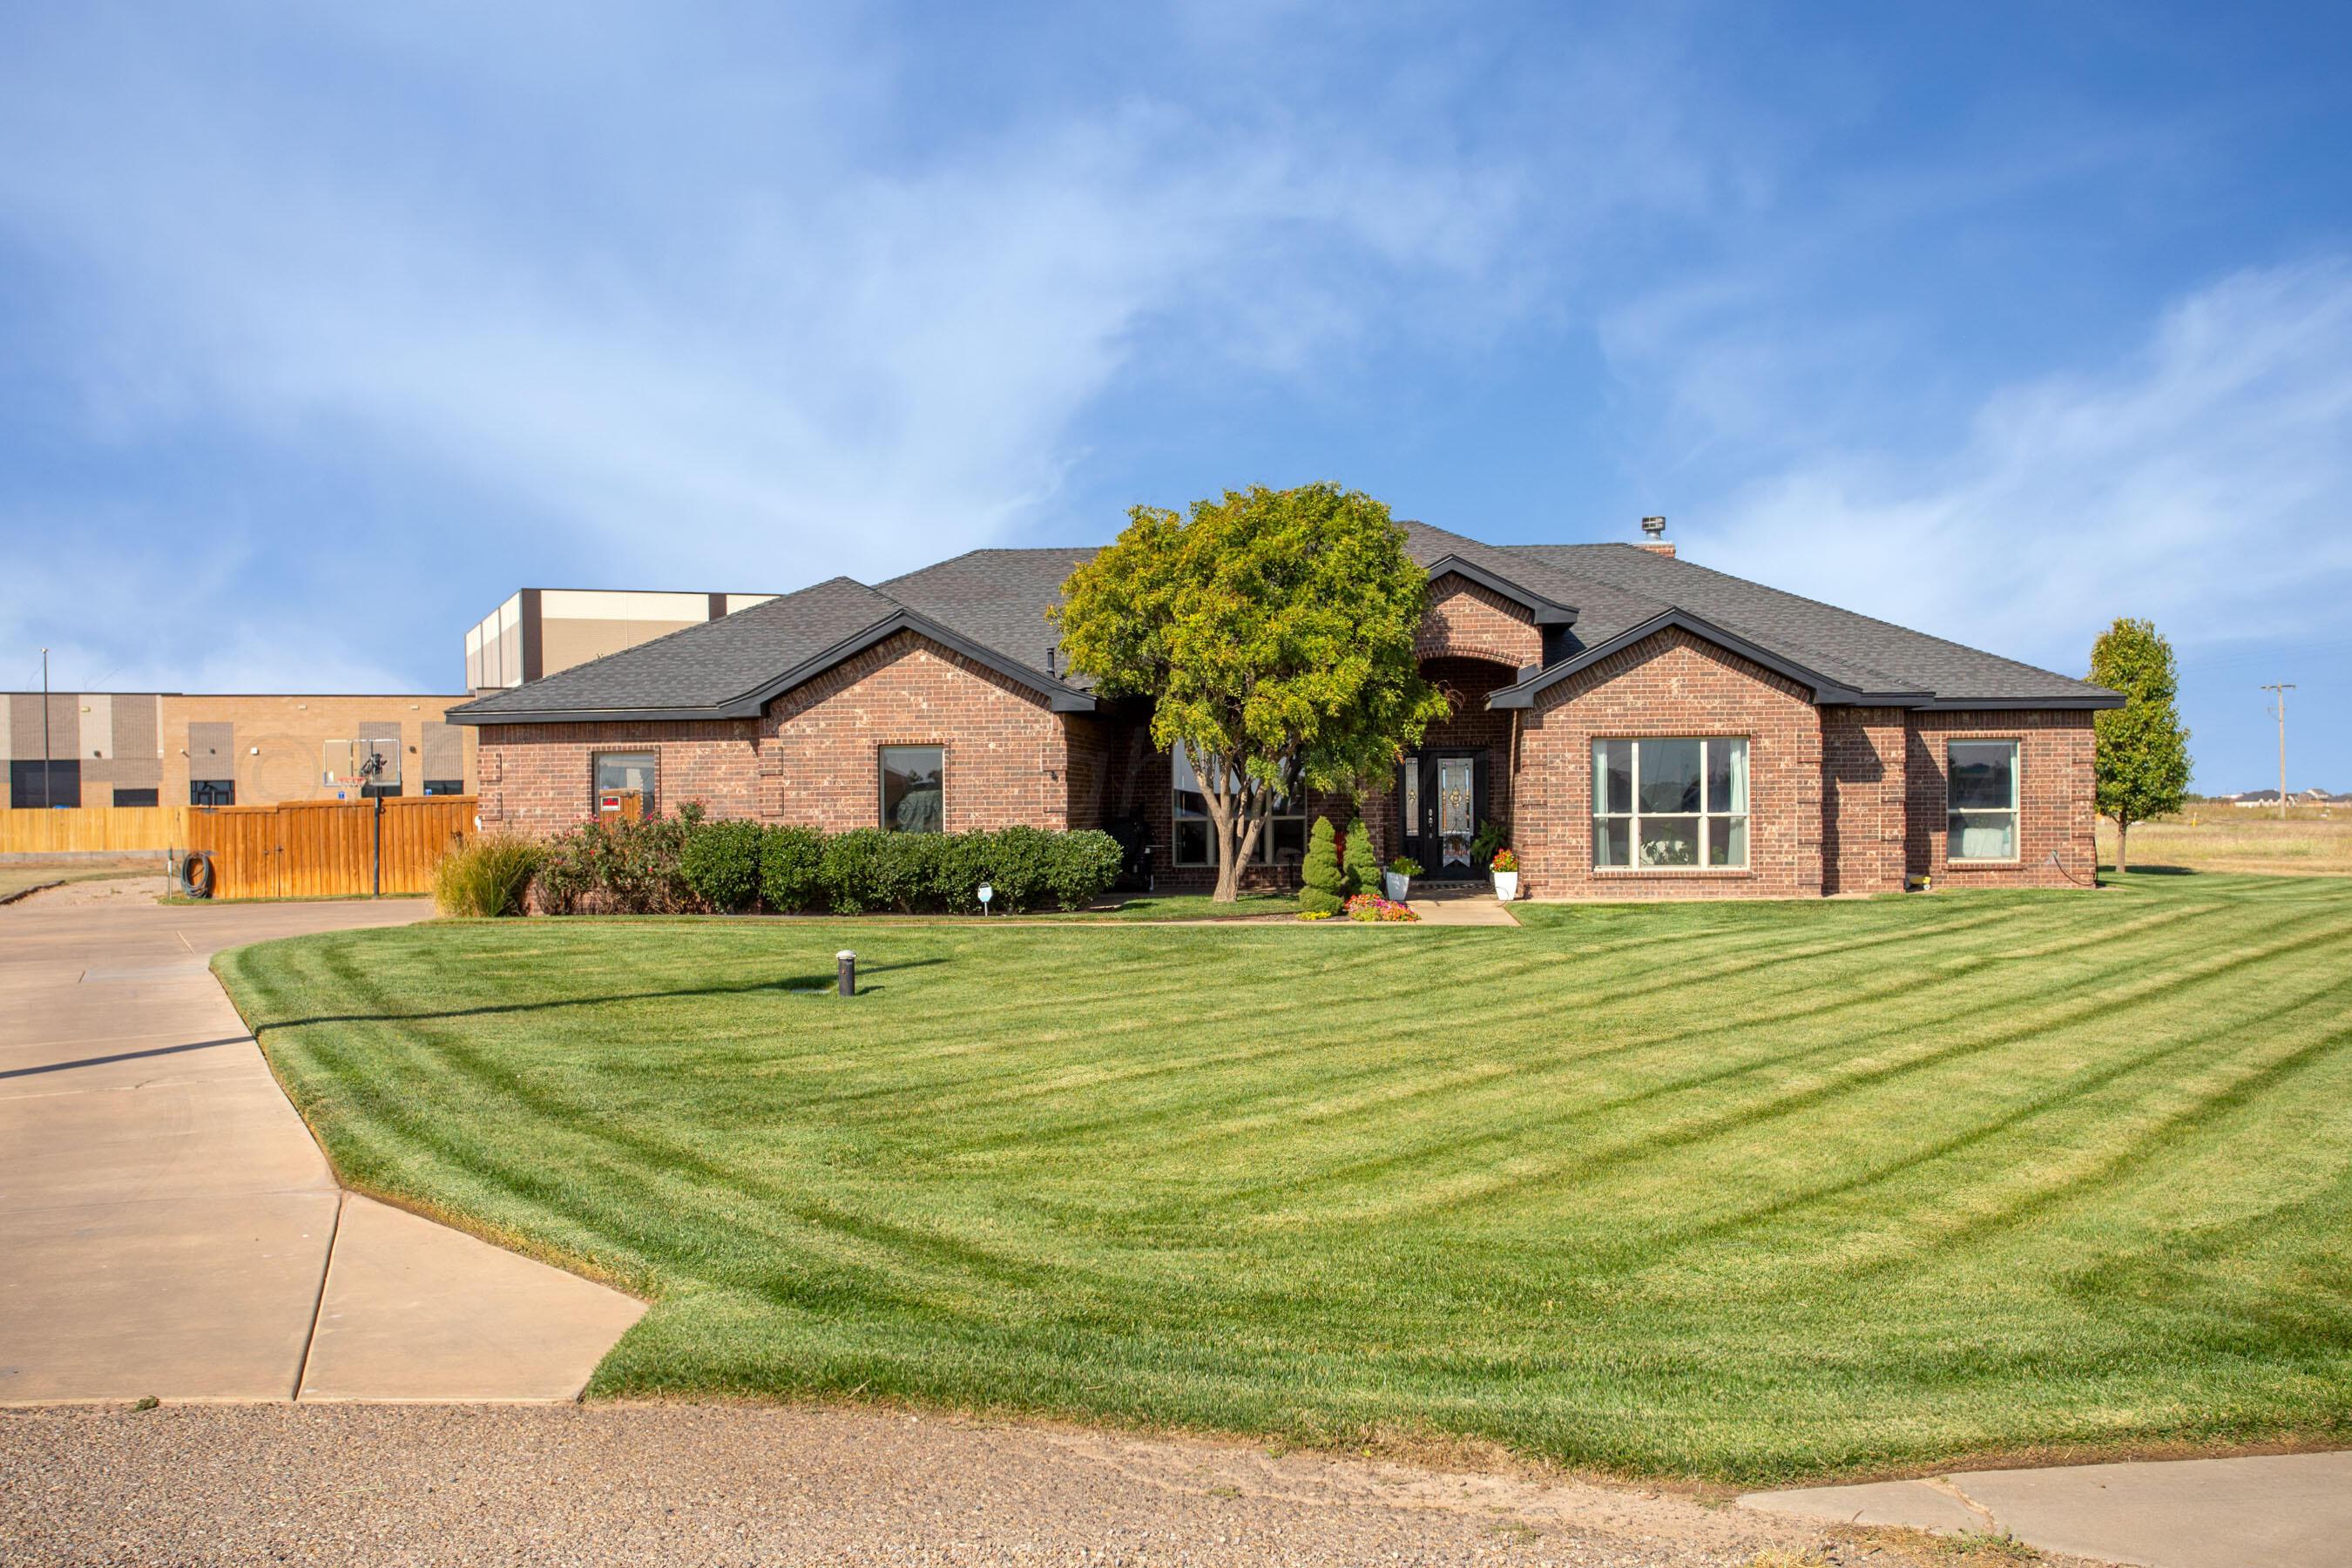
[1489,608,1933,709]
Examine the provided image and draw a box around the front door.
[1398,751,1486,879]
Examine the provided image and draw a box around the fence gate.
[183,797,475,900]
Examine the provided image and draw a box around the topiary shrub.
[1045,829,1124,911]
[1299,815,1345,916]
[1342,814,1378,896]
[431,835,544,917]
[680,818,764,913]
[820,828,890,914]
[758,825,825,912]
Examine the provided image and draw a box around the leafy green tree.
[1053,483,1449,901]
[1299,816,1346,916]
[2089,618,2192,873]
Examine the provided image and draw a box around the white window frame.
[1945,739,2021,863]
[1172,747,1304,867]
[1592,736,1750,871]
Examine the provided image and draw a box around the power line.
[2259,683,2295,821]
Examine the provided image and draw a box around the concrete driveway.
[0,882,643,1404]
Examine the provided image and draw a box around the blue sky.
[3,2,2347,791]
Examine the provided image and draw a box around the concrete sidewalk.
[0,886,643,1405]
[1741,1450,2352,1567]
[1405,883,1520,925]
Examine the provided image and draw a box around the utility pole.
[2260,683,2295,821]
[40,647,53,811]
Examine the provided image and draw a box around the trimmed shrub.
[820,829,890,914]
[1342,814,1378,896]
[983,825,1057,913]
[931,830,995,912]
[432,835,543,917]
[1299,816,1345,916]
[874,830,943,913]
[1044,829,1124,911]
[680,819,764,913]
[758,825,825,912]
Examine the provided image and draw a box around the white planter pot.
[1492,870,1519,902]
[1383,871,1411,902]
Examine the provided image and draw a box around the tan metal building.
[0,692,476,808]
[466,588,778,693]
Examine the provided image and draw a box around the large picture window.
[1947,740,2019,861]
[880,745,944,833]
[1592,737,1748,869]
[1172,747,1306,867]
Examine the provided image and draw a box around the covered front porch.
[1373,653,1518,882]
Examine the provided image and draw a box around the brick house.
[449,522,2119,897]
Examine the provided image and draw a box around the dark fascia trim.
[1423,555,1578,626]
[447,608,1097,726]
[1485,607,1933,710]
[1915,693,2125,711]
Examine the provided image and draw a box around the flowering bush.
[1490,848,1518,874]
[1343,892,1419,922]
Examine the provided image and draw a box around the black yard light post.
[836,950,856,997]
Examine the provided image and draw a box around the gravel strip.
[0,1402,2086,1567]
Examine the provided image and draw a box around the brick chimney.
[1638,517,1675,558]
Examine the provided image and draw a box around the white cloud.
[1691,260,2352,673]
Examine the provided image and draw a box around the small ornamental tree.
[1052,483,1449,901]
[1342,813,1379,896]
[2089,617,2192,873]
[1300,816,1346,916]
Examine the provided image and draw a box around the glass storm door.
[1437,757,1476,872]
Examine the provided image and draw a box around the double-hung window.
[1592,737,1748,869]
[1172,747,1305,866]
[1947,740,2019,861]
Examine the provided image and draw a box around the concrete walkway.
[1405,883,1521,925]
[1741,1450,2352,1567]
[0,883,643,1405]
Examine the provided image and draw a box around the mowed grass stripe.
[217,871,2352,1482]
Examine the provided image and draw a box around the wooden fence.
[181,797,478,900]
[0,805,188,855]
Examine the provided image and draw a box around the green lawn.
[216,873,2352,1484]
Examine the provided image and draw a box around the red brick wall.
[1822,706,1909,895]
[1905,711,2096,888]
[1513,628,1823,898]
[760,632,1070,831]
[476,719,760,837]
[478,632,1079,837]
[1417,574,1540,669]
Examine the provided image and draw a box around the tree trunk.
[1213,848,1244,902]
[2116,820,2128,874]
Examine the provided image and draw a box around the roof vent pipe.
[1638,517,1675,558]
[1046,645,1058,677]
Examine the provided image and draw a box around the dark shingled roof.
[1504,544,2114,706]
[879,548,1101,690]
[451,578,907,720]
[453,526,2116,724]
